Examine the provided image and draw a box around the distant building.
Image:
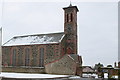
[2,4,82,75]
[82,66,94,73]
[99,62,120,79]
[82,66,96,78]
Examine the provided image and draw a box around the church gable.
[3,32,65,46]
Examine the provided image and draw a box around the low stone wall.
[2,67,45,73]
[45,54,77,75]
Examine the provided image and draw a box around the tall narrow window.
[70,13,73,22]
[66,14,69,22]
[12,49,17,66]
[25,48,30,66]
[18,51,22,66]
[39,48,44,67]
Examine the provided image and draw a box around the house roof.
[3,32,65,46]
[82,66,94,73]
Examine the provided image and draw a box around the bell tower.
[63,4,79,54]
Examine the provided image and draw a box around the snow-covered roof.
[83,67,94,73]
[3,32,65,46]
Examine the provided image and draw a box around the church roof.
[3,32,65,46]
[68,54,82,64]
[63,5,79,12]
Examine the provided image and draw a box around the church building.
[2,4,82,75]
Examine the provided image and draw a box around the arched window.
[25,48,30,66]
[70,13,73,22]
[12,49,17,66]
[66,14,69,22]
[18,51,22,66]
[39,48,44,67]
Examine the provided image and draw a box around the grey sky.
[0,1,118,66]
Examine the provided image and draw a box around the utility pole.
[118,62,120,80]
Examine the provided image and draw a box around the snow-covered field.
[0,72,70,79]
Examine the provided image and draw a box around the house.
[82,66,96,78]
[2,4,82,75]
[82,66,94,73]
[99,62,120,79]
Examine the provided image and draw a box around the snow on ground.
[104,73,108,78]
[111,75,118,79]
[0,72,70,78]
[82,73,98,78]
[69,76,80,79]
[0,73,2,77]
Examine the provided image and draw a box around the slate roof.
[3,32,65,46]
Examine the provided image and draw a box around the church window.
[18,50,22,66]
[12,49,17,66]
[70,13,73,22]
[39,48,44,67]
[25,48,30,66]
[66,14,69,22]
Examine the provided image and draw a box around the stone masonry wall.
[2,67,45,73]
[45,44,61,65]
[2,43,61,73]
[45,54,77,75]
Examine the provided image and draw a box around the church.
[2,4,82,75]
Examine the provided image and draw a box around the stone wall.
[2,43,61,73]
[45,44,61,65]
[2,67,45,73]
[45,54,78,75]
[2,43,82,75]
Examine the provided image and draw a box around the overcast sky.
[0,0,118,66]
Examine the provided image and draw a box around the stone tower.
[63,4,79,54]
